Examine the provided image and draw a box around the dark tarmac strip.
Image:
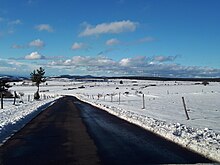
[0,96,213,165]
[0,96,100,165]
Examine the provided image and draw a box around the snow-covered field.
[0,78,220,162]
[0,97,59,144]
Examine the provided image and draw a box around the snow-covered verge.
[75,93,220,162]
[0,97,61,146]
[1,78,219,162]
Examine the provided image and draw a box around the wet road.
[75,99,212,164]
[0,96,100,165]
[0,96,213,164]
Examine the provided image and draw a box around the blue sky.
[0,0,220,77]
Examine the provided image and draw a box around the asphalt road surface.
[0,96,213,164]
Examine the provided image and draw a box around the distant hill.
[107,76,220,82]
[1,74,220,82]
[0,75,28,82]
[50,75,220,82]
[51,75,96,79]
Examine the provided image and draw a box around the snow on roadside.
[0,97,61,146]
[75,93,220,162]
[2,78,220,162]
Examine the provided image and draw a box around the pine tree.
[0,79,12,96]
[30,67,46,99]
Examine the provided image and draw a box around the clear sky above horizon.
[0,0,220,77]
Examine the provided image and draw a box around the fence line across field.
[0,93,57,109]
[83,93,192,120]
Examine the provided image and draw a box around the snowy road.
[0,96,213,164]
[0,96,100,165]
[76,98,212,164]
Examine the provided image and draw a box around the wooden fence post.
[119,92,121,105]
[13,91,18,105]
[13,91,16,105]
[13,97,16,105]
[182,97,190,120]
[142,94,145,109]
[1,93,3,109]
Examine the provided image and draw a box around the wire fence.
[1,92,59,109]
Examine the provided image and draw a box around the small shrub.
[202,81,209,86]
[78,85,85,89]
[67,88,76,90]
[138,91,143,94]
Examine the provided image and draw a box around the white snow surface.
[73,79,220,162]
[0,78,219,162]
[0,95,60,145]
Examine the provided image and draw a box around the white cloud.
[11,44,25,49]
[35,24,54,32]
[29,39,45,48]
[11,39,45,49]
[120,56,148,67]
[79,20,138,36]
[153,55,179,62]
[0,58,38,76]
[25,52,45,60]
[8,19,22,25]
[71,42,87,50]
[0,18,21,37]
[106,38,120,46]
[119,58,131,66]
[50,56,116,67]
[48,55,220,77]
[2,55,219,77]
